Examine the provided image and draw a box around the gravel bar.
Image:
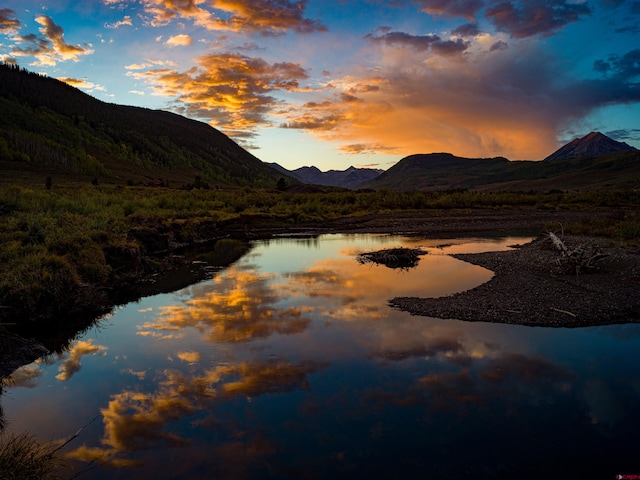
[390,235,640,327]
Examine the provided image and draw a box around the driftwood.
[357,247,427,270]
[547,232,608,275]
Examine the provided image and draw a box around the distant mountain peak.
[544,131,638,161]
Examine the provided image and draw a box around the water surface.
[3,234,640,479]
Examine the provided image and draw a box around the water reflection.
[2,234,640,479]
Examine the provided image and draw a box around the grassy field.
[1,182,639,325]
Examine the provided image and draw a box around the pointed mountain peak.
[544,132,638,161]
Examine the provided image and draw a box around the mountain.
[544,132,638,161]
[0,63,287,187]
[360,150,640,192]
[363,153,510,191]
[269,163,383,189]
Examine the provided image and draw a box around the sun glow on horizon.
[0,0,638,169]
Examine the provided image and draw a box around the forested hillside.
[0,63,285,187]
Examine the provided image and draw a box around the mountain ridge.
[0,63,288,187]
[268,163,383,189]
[361,147,640,192]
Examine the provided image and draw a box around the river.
[2,234,640,479]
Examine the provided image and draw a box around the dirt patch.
[390,235,640,327]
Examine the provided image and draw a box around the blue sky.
[1,0,639,170]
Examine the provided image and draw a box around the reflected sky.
[3,234,640,479]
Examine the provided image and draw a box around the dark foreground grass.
[0,431,68,480]
[1,183,639,325]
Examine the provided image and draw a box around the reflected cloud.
[67,359,323,468]
[56,339,108,382]
[372,335,463,361]
[281,252,492,323]
[176,351,201,364]
[2,363,43,389]
[139,270,311,343]
[365,351,573,416]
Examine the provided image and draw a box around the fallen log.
[547,231,608,275]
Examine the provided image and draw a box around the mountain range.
[361,134,639,191]
[1,63,638,192]
[268,163,383,189]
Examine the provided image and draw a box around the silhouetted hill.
[268,163,382,189]
[361,151,640,191]
[544,132,638,161]
[0,63,286,187]
[364,153,510,190]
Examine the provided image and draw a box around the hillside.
[363,142,640,192]
[268,163,382,189]
[0,63,286,187]
[364,153,510,190]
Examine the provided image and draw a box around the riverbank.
[391,234,640,327]
[1,208,636,378]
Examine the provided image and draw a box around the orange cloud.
[0,8,20,35]
[165,33,193,47]
[56,339,108,382]
[140,0,326,36]
[131,52,309,134]
[279,38,564,159]
[11,15,93,66]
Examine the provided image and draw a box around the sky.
[0,1,639,171]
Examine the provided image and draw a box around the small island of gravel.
[390,235,640,327]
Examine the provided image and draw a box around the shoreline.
[1,208,635,378]
[391,234,640,327]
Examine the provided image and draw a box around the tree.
[45,176,52,190]
[277,177,287,191]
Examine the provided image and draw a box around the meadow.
[1,182,639,325]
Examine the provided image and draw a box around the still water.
[3,234,640,479]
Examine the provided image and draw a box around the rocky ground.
[391,234,640,327]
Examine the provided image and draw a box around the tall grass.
[0,431,68,480]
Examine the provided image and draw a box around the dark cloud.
[605,129,640,142]
[600,0,626,7]
[431,37,470,55]
[490,39,509,51]
[413,0,484,20]
[485,0,591,38]
[365,29,441,51]
[594,49,640,79]
[365,29,470,56]
[0,8,20,33]
[452,22,481,37]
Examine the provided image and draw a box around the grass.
[0,431,68,480]
[0,183,639,324]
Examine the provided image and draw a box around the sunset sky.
[1,1,639,171]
